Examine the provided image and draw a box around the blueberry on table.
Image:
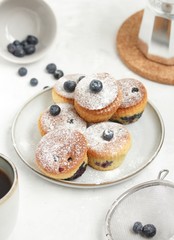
[102,129,114,141]
[26,35,39,45]
[54,69,64,79]
[30,78,38,86]
[89,79,103,93]
[18,67,27,76]
[63,80,77,93]
[46,63,57,74]
[50,105,61,116]
[142,224,156,238]
[132,221,143,234]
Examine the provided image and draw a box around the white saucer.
[12,88,165,188]
[0,0,57,64]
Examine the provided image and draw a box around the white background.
[1,0,174,239]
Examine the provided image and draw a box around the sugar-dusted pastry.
[74,73,122,123]
[110,78,147,124]
[52,73,85,104]
[35,128,88,180]
[85,122,131,171]
[38,103,87,136]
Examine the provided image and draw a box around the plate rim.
[11,88,165,188]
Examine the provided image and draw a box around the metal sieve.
[105,170,174,240]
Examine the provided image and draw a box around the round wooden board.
[117,10,174,85]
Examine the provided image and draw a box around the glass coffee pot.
[138,0,174,65]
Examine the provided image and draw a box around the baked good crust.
[111,78,147,124]
[85,122,131,171]
[35,128,88,180]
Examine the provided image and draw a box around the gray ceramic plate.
[0,0,57,64]
[11,88,164,188]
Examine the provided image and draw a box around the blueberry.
[50,105,61,116]
[21,40,29,48]
[54,69,64,79]
[24,44,36,55]
[30,78,38,86]
[46,63,57,74]
[133,222,143,234]
[26,35,38,45]
[102,129,114,141]
[89,79,103,93]
[142,224,156,238]
[132,87,139,93]
[7,43,16,54]
[18,67,27,76]
[13,46,25,57]
[13,40,21,46]
[63,80,77,93]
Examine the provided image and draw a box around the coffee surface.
[0,169,12,199]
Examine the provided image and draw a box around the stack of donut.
[35,73,147,180]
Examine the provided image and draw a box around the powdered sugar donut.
[85,122,131,171]
[38,103,87,136]
[52,73,85,104]
[74,73,122,123]
[35,128,88,180]
[110,78,147,124]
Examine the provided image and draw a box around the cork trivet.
[117,10,174,85]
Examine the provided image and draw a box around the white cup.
[0,154,19,239]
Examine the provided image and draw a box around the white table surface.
[1,0,174,239]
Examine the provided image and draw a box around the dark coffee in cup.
[0,169,12,199]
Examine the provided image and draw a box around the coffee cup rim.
[0,153,18,204]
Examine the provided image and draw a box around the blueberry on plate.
[26,35,39,45]
[13,46,25,57]
[13,40,21,46]
[142,224,156,238]
[50,105,61,116]
[30,78,38,86]
[54,69,64,79]
[24,44,36,55]
[102,129,114,141]
[7,43,16,54]
[132,221,143,234]
[46,63,57,74]
[63,80,77,93]
[18,67,27,76]
[89,79,103,93]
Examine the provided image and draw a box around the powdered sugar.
[74,73,119,110]
[35,128,87,174]
[53,73,85,99]
[117,78,147,108]
[40,103,87,134]
[85,122,131,156]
